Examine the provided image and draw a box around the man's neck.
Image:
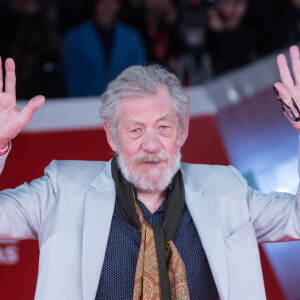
[136,189,165,214]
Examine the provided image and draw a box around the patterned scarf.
[111,156,190,300]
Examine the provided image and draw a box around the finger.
[274,82,300,116]
[0,57,3,92]
[19,95,45,126]
[274,82,292,102]
[277,54,294,88]
[5,58,16,99]
[290,45,300,85]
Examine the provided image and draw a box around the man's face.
[105,87,188,192]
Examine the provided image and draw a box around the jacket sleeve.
[229,164,300,243]
[0,160,59,240]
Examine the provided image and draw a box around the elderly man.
[0,46,300,300]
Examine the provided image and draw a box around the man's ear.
[179,113,189,146]
[103,120,117,152]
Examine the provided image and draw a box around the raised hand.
[0,57,45,149]
[274,46,300,133]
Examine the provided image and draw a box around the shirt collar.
[114,184,171,220]
[133,185,171,214]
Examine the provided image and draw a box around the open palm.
[274,46,300,133]
[0,58,45,149]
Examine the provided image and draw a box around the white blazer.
[0,157,299,300]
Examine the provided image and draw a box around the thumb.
[20,95,45,126]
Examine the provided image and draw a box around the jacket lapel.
[82,161,116,300]
[182,169,229,300]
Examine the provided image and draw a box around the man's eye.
[131,128,140,133]
[160,126,168,130]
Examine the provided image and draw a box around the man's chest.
[95,203,218,299]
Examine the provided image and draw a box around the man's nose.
[141,130,161,153]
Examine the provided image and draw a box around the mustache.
[134,151,170,164]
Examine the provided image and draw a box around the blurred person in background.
[177,0,208,53]
[206,0,256,75]
[0,0,40,60]
[10,9,66,99]
[63,0,146,97]
[174,0,213,85]
[130,0,185,73]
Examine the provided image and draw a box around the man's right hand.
[0,57,45,149]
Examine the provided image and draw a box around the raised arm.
[0,57,45,149]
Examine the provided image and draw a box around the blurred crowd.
[0,0,299,99]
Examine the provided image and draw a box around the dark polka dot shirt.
[95,194,218,299]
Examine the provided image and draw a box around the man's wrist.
[0,143,9,156]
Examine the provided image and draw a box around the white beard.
[117,148,181,192]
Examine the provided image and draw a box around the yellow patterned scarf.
[111,156,190,299]
[133,196,190,300]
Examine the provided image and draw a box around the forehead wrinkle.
[157,114,177,123]
[126,119,144,126]
[125,113,176,127]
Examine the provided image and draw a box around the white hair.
[100,64,190,140]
